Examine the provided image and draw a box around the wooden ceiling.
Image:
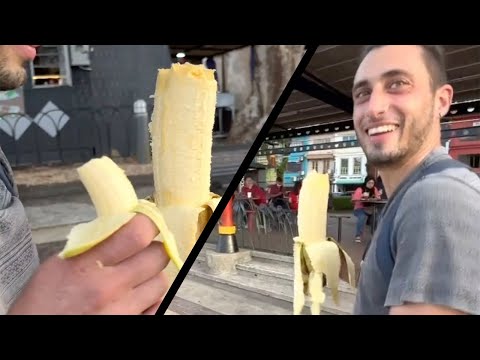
[168,45,248,64]
[272,45,480,132]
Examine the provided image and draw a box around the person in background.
[268,176,286,208]
[351,176,380,242]
[240,175,267,207]
[288,180,302,211]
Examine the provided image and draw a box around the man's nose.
[366,88,389,119]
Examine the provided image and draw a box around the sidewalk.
[13,143,250,201]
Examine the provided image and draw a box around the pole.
[216,196,239,253]
[133,99,151,164]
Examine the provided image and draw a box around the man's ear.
[437,84,454,118]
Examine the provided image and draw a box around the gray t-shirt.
[354,147,480,315]
[0,147,39,314]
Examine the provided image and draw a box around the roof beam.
[294,74,353,114]
[267,119,354,140]
[269,100,480,139]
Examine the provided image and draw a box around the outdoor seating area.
[229,183,378,267]
[233,192,298,254]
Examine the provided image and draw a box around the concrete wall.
[214,45,305,144]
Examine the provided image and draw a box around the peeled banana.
[58,156,183,269]
[58,62,222,285]
[293,170,356,315]
[149,62,221,284]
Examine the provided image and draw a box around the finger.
[115,241,169,289]
[79,214,159,266]
[142,300,162,315]
[95,272,169,315]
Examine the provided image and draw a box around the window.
[342,135,357,141]
[459,154,480,168]
[309,159,332,174]
[286,162,302,172]
[30,45,72,88]
[353,157,362,174]
[340,158,349,175]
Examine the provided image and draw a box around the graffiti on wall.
[0,95,70,140]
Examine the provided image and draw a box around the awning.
[306,153,334,160]
[334,175,365,185]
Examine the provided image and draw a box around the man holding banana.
[0,45,169,315]
[351,45,480,315]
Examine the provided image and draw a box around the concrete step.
[249,249,294,264]
[237,257,357,297]
[235,258,293,285]
[27,203,95,245]
[193,243,355,315]
[172,276,293,315]
[188,260,354,315]
[164,309,180,315]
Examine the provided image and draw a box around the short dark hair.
[359,45,448,90]
[276,176,283,183]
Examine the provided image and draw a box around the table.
[329,214,351,243]
[360,199,388,232]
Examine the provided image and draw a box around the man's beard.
[358,106,434,168]
[0,57,27,91]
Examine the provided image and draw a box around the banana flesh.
[149,63,221,285]
[58,62,222,282]
[293,170,356,315]
[58,156,184,270]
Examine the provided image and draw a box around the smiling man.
[352,45,480,315]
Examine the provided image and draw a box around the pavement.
[15,143,251,201]
[29,185,154,262]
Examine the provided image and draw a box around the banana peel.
[293,236,356,315]
[151,193,221,284]
[57,156,184,270]
[293,170,356,315]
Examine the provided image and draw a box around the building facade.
[443,114,480,174]
[0,45,173,167]
[305,130,367,193]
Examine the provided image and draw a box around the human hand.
[7,214,170,315]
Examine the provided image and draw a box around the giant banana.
[293,170,356,315]
[58,62,222,285]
